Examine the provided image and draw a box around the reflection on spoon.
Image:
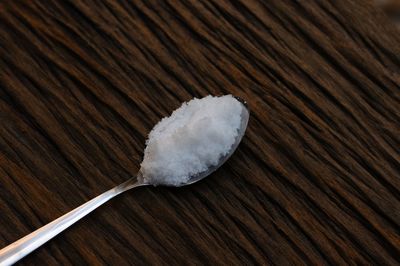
[0,95,250,265]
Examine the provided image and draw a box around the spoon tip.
[233,96,249,110]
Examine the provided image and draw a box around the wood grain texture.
[1,0,400,265]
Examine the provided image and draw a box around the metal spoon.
[0,97,249,265]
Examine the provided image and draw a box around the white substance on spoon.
[139,95,243,186]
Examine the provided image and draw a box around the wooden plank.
[0,0,399,264]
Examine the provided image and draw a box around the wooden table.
[1,1,399,265]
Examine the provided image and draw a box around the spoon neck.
[115,176,148,193]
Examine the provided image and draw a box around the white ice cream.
[139,95,244,186]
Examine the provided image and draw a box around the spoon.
[0,97,249,265]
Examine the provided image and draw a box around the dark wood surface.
[1,0,400,265]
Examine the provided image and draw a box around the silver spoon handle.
[0,177,143,266]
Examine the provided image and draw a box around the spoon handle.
[0,177,143,266]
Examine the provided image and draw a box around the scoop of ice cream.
[139,95,243,186]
